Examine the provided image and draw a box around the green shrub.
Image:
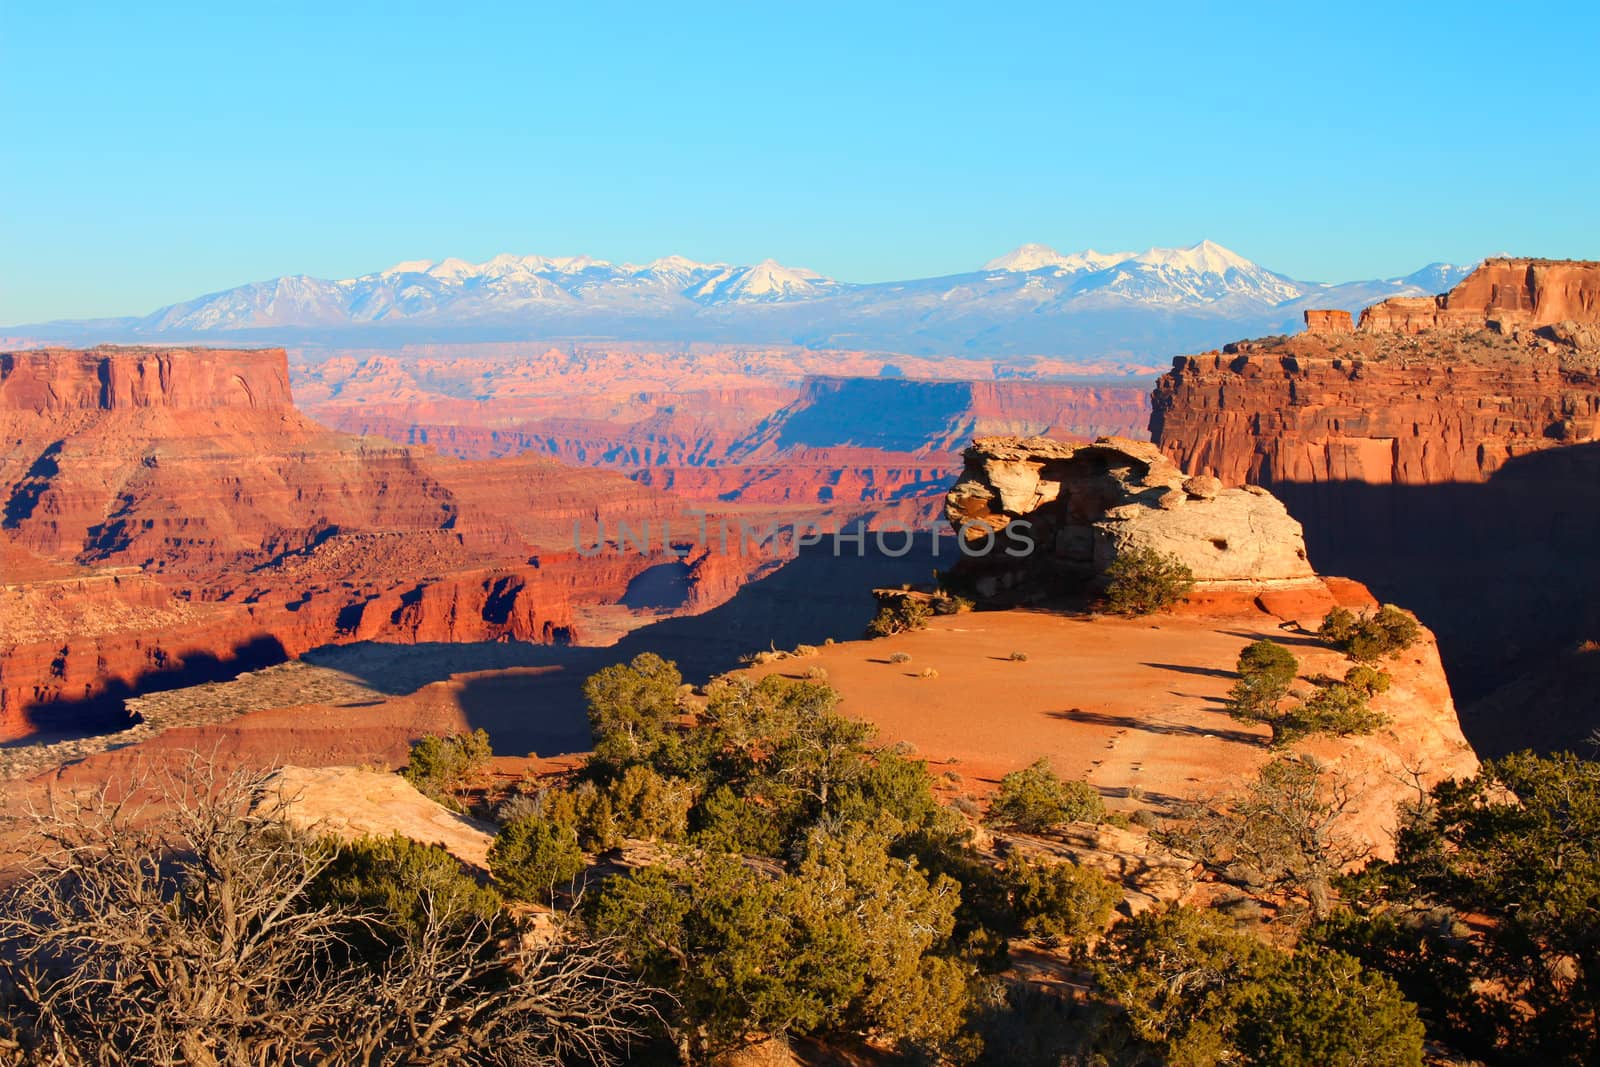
[933,594,975,615]
[1227,640,1299,723]
[986,758,1105,833]
[888,651,912,664]
[1318,604,1421,663]
[609,764,694,842]
[487,816,586,903]
[313,834,501,945]
[867,596,933,637]
[1233,949,1426,1067]
[1343,664,1391,696]
[1278,682,1385,746]
[1002,854,1121,946]
[1326,752,1600,1062]
[1092,905,1424,1067]
[691,784,785,856]
[400,729,492,811]
[1102,546,1196,616]
[582,652,685,772]
[588,830,970,1061]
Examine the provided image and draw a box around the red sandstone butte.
[1302,309,1353,334]
[1152,259,1600,488]
[1359,257,1600,334]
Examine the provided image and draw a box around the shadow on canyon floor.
[9,635,291,747]
[254,538,960,759]
[457,537,955,755]
[1271,440,1600,756]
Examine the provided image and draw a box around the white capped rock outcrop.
[945,435,1315,595]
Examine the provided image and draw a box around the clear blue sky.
[3,1,1597,324]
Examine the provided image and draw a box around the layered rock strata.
[1148,259,1600,748]
[0,346,736,739]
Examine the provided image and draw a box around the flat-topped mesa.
[944,435,1314,600]
[0,346,292,413]
[1359,257,1600,335]
[1303,308,1353,335]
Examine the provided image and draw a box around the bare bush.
[1165,754,1367,923]
[0,756,659,1066]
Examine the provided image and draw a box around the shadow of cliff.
[11,635,291,746]
[1267,441,1600,755]
[320,537,960,758]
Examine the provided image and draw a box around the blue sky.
[2,1,1597,324]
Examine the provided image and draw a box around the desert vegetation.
[1225,639,1388,746]
[5,650,1594,1066]
[493,656,1461,1063]
[984,757,1106,833]
[0,759,658,1065]
[400,728,493,811]
[1101,546,1195,616]
[867,594,934,637]
[1317,604,1422,663]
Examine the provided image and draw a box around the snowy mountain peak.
[381,259,436,277]
[690,259,833,303]
[985,244,1129,273]
[636,254,717,275]
[115,243,1470,354]
[985,243,1068,272]
[425,257,477,281]
[1130,239,1257,274]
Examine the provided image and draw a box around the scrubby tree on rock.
[985,757,1106,834]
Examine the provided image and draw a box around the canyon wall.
[0,346,737,740]
[1359,258,1600,334]
[301,353,1152,524]
[1149,259,1600,751]
[1,346,293,413]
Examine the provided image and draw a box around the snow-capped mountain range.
[25,241,1474,362]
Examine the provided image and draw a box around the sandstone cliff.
[1149,259,1600,750]
[1,346,292,412]
[1359,257,1600,334]
[0,346,727,740]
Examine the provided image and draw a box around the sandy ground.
[745,609,1289,813]
[3,573,1477,869]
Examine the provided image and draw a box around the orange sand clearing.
[744,609,1312,812]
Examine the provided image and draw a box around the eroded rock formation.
[1303,309,1353,334]
[304,349,1153,524]
[944,435,1314,599]
[1149,259,1600,750]
[1359,257,1600,334]
[0,346,736,740]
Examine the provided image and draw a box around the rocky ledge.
[944,435,1313,600]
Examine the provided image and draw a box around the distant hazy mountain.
[21,242,1474,362]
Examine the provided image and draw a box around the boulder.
[258,765,497,872]
[944,435,1316,594]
